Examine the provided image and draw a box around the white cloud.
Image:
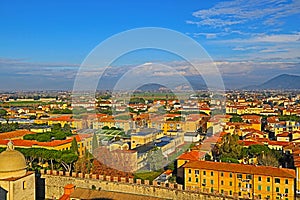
[254,33,300,43]
[188,0,300,30]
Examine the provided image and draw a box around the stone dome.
[0,141,27,179]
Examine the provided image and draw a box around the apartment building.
[183,160,295,200]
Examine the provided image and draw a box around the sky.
[0,0,300,90]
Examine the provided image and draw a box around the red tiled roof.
[183,160,295,178]
[177,150,205,161]
[239,140,264,146]
[242,115,261,120]
[164,169,173,175]
[0,138,72,147]
[0,134,91,148]
[0,129,36,140]
[277,132,290,137]
[49,115,73,122]
[267,141,290,147]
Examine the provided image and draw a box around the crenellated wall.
[41,170,235,200]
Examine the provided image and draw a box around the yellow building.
[130,129,163,149]
[183,160,295,200]
[47,115,84,129]
[162,121,183,134]
[92,118,133,132]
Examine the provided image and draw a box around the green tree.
[92,133,98,152]
[230,115,243,122]
[36,134,51,142]
[147,147,164,171]
[53,132,66,140]
[220,157,239,163]
[23,134,36,140]
[60,153,78,173]
[217,134,243,160]
[0,109,7,116]
[62,124,72,135]
[70,137,79,155]
[257,152,279,167]
[52,123,62,132]
[205,153,212,161]
[248,144,270,157]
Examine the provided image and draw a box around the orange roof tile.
[277,132,290,137]
[0,129,36,140]
[239,140,264,146]
[49,115,73,122]
[177,150,205,161]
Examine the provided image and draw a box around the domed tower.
[0,141,35,200]
[0,141,27,179]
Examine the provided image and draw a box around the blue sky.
[0,0,300,90]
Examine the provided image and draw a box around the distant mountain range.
[97,73,300,91]
[243,74,300,90]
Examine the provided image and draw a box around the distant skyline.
[0,0,300,90]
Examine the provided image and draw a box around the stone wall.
[41,170,235,200]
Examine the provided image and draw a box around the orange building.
[183,160,295,200]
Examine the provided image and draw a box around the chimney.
[64,184,75,196]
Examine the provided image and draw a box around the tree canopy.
[217,134,243,160]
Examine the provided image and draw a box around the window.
[195,170,199,174]
[221,172,224,177]
[23,181,27,190]
[211,188,214,193]
[203,179,206,184]
[267,177,271,182]
[246,174,252,180]
[285,179,288,184]
[237,173,242,178]
[229,172,233,178]
[196,178,199,183]
[275,178,280,183]
[188,169,191,174]
[285,188,288,193]
[229,190,232,195]
[229,181,232,186]
[221,189,224,194]
[221,180,224,185]
[211,171,214,176]
[210,180,214,185]
[188,177,192,182]
[258,185,262,191]
[267,186,271,192]
[258,176,262,181]
[238,183,241,187]
[203,171,206,175]
[238,192,241,196]
[276,187,280,193]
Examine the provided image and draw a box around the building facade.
[183,161,295,200]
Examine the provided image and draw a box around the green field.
[134,170,163,181]
[0,101,46,107]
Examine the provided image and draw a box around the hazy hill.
[244,74,300,90]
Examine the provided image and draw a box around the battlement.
[40,169,183,190]
[40,169,234,200]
